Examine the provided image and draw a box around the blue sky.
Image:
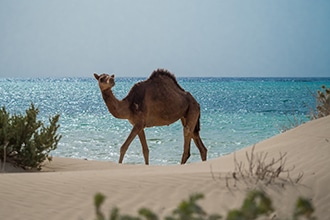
[0,0,329,78]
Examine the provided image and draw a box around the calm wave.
[1,77,330,164]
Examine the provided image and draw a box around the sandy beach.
[1,116,329,219]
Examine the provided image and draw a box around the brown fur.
[94,69,207,165]
[148,69,185,91]
[124,69,185,113]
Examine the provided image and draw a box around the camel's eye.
[100,76,106,83]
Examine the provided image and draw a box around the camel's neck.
[101,88,130,119]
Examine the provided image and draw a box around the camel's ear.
[94,73,100,80]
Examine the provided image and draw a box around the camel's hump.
[148,69,185,91]
[148,69,177,81]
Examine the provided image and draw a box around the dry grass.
[310,85,330,119]
[212,145,303,188]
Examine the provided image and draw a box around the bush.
[93,190,316,220]
[226,190,273,220]
[94,193,221,220]
[280,85,330,132]
[311,85,330,119]
[0,104,61,170]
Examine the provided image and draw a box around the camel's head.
[94,73,115,91]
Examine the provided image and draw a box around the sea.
[1,77,329,165]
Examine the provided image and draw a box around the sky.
[0,0,329,78]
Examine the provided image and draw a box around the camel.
[94,69,207,165]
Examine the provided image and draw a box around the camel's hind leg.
[181,124,192,164]
[193,134,207,161]
[192,115,207,161]
[181,102,207,164]
[182,120,207,163]
[180,115,198,164]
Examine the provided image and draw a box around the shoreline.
[0,116,329,219]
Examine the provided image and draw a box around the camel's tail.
[194,114,201,134]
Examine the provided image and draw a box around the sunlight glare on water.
[1,77,329,164]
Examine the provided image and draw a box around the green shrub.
[226,190,273,220]
[93,190,316,220]
[293,197,316,220]
[165,193,221,220]
[94,193,221,220]
[0,104,61,170]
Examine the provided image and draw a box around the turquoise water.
[1,77,329,164]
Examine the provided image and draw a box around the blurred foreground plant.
[94,190,316,220]
[226,190,273,220]
[0,104,61,170]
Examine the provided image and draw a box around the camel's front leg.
[119,125,140,164]
[138,130,149,165]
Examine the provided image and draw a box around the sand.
[0,116,329,219]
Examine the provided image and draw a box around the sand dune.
[0,116,329,219]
